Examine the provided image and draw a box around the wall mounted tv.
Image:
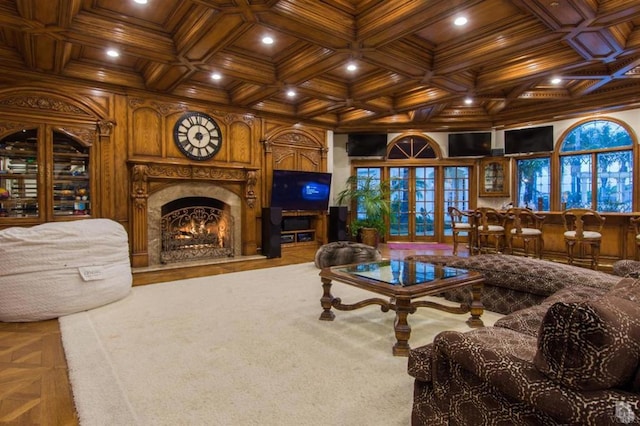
[504,126,554,154]
[346,133,387,157]
[448,132,492,157]
[270,170,332,211]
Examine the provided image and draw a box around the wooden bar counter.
[525,211,638,269]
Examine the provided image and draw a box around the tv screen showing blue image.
[270,170,332,211]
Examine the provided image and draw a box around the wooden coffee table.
[319,259,484,356]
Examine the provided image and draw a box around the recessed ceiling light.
[262,36,274,45]
[211,72,222,80]
[346,62,357,72]
[133,0,147,4]
[551,77,562,84]
[286,89,296,97]
[454,16,468,26]
[106,49,120,58]
[464,97,473,105]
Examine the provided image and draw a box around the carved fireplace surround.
[128,160,258,268]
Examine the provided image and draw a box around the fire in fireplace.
[160,197,233,263]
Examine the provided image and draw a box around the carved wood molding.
[58,126,97,146]
[0,95,88,115]
[130,164,149,211]
[272,131,321,148]
[98,120,116,137]
[0,120,99,145]
[128,160,259,208]
[0,121,34,135]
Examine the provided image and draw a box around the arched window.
[387,136,437,159]
[559,119,633,212]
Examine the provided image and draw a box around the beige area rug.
[59,262,502,426]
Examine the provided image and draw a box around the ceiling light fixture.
[106,49,120,58]
[262,36,274,45]
[551,77,562,84]
[286,89,296,97]
[464,97,473,105]
[454,16,468,26]
[133,0,148,4]
[346,62,357,72]
[211,72,222,80]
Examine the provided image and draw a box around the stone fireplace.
[147,182,242,266]
[159,196,233,263]
[128,161,258,268]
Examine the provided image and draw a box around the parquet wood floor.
[0,243,452,425]
[0,320,77,425]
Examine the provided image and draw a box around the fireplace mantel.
[128,159,259,208]
[127,159,259,267]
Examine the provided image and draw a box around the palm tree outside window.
[559,119,633,212]
[516,158,551,210]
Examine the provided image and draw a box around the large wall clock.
[173,111,222,160]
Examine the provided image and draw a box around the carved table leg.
[319,277,336,321]
[467,281,484,327]
[392,297,414,356]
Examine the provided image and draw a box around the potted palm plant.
[335,175,391,247]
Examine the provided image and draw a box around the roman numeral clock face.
[173,112,222,160]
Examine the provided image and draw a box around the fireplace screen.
[160,199,234,263]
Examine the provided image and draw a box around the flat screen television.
[448,132,492,157]
[505,126,554,154]
[270,170,332,211]
[346,133,387,156]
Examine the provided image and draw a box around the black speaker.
[262,207,282,258]
[328,206,348,242]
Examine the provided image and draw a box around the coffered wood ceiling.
[0,0,639,131]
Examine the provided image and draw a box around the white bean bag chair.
[0,219,132,322]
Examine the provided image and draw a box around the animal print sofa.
[406,255,640,425]
[407,276,640,425]
[404,254,622,314]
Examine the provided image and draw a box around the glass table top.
[334,259,470,287]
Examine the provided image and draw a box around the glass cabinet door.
[479,157,510,197]
[52,131,90,217]
[0,129,40,218]
[0,127,92,222]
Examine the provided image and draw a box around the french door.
[387,166,471,242]
[389,167,436,241]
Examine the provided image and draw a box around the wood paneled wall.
[0,80,331,265]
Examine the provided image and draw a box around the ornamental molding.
[128,160,259,208]
[59,126,96,145]
[0,95,88,116]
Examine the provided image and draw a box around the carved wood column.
[130,164,149,267]
[243,168,258,254]
[97,120,115,218]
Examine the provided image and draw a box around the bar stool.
[505,207,545,258]
[474,207,506,254]
[562,208,605,270]
[448,206,476,256]
[630,216,640,260]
